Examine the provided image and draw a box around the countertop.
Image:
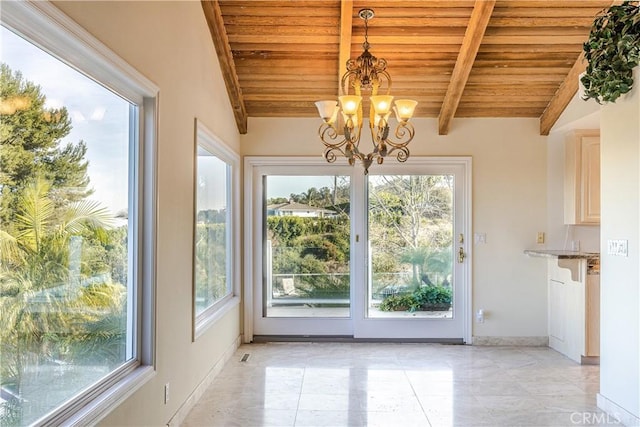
[524,249,600,275]
[524,249,600,260]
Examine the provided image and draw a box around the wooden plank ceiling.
[202,0,613,136]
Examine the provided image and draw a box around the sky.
[267,176,347,200]
[2,26,130,214]
[197,147,228,211]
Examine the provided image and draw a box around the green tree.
[194,222,227,311]
[0,63,91,226]
[0,177,119,423]
[0,177,112,291]
[369,175,453,288]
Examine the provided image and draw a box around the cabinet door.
[585,274,600,357]
[581,136,600,223]
[564,130,600,225]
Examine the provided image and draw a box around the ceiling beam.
[438,0,496,135]
[201,0,248,134]
[338,0,353,95]
[539,53,586,136]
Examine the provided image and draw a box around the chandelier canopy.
[315,8,418,174]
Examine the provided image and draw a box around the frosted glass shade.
[339,95,362,116]
[370,95,394,116]
[394,99,418,121]
[315,100,338,122]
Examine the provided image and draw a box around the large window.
[263,175,351,318]
[193,120,238,337]
[1,3,156,425]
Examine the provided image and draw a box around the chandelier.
[315,8,418,174]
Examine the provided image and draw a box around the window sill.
[63,365,156,427]
[194,295,241,340]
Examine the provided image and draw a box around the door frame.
[243,156,472,344]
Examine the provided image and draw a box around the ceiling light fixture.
[315,8,418,174]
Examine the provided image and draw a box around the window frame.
[1,2,158,425]
[192,119,240,340]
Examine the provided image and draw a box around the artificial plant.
[581,1,640,104]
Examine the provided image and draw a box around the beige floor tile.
[181,343,608,427]
[294,410,365,427]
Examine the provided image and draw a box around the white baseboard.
[597,393,640,426]
[472,336,549,346]
[166,335,242,427]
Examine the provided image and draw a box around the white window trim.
[193,119,241,340]
[1,2,159,426]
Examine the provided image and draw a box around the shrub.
[379,293,421,312]
[414,285,452,306]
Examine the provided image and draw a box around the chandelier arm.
[354,80,364,127]
[318,123,348,163]
[376,70,392,94]
[369,79,380,126]
[347,122,364,157]
[379,121,415,162]
[341,69,356,95]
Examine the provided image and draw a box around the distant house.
[267,201,337,218]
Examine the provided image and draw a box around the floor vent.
[240,353,250,362]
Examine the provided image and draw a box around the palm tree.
[1,177,113,288]
[400,246,453,288]
[0,176,118,422]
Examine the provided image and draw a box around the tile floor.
[182,342,622,427]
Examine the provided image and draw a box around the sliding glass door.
[245,158,471,341]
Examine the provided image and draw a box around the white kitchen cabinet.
[564,130,600,225]
[547,258,600,364]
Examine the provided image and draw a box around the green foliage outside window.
[266,174,454,311]
[194,221,227,312]
[379,286,452,313]
[0,64,129,424]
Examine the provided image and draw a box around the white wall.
[52,2,242,425]
[243,117,549,339]
[598,67,640,423]
[546,93,600,253]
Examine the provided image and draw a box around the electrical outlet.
[537,232,545,244]
[164,383,170,404]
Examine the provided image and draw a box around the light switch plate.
[607,239,628,257]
